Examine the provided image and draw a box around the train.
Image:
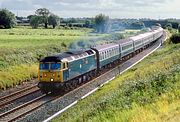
[38,26,164,93]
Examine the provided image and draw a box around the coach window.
[101,52,103,59]
[106,51,107,58]
[104,51,106,59]
[105,51,107,59]
[101,53,103,60]
[102,52,104,59]
[103,52,105,59]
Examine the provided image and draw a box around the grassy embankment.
[0,27,91,89]
[53,40,180,121]
[0,27,140,90]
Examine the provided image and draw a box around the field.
[0,27,91,89]
[0,27,140,90]
[53,42,180,121]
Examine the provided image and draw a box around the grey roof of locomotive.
[40,50,94,62]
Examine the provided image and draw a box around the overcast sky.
[0,0,180,19]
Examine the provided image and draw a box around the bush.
[170,33,180,44]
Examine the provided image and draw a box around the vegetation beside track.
[53,40,180,121]
[0,27,89,89]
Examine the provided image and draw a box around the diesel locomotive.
[38,27,164,93]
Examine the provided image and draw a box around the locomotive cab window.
[50,63,61,70]
[40,63,49,70]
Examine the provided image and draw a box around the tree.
[35,8,50,28]
[27,15,34,20]
[130,22,145,29]
[48,14,60,29]
[0,9,16,29]
[84,20,91,28]
[30,15,40,29]
[170,33,180,44]
[94,14,110,33]
[165,23,172,28]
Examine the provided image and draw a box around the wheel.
[40,89,49,94]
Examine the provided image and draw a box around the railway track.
[0,85,40,109]
[0,93,63,122]
[0,94,47,122]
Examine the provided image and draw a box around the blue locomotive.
[38,27,164,93]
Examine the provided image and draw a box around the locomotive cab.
[38,62,68,83]
[38,59,68,93]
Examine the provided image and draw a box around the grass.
[0,27,88,36]
[53,42,180,122]
[0,64,37,89]
[0,28,90,48]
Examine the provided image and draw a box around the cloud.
[0,0,179,18]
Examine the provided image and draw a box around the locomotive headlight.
[44,74,47,77]
[50,78,54,81]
